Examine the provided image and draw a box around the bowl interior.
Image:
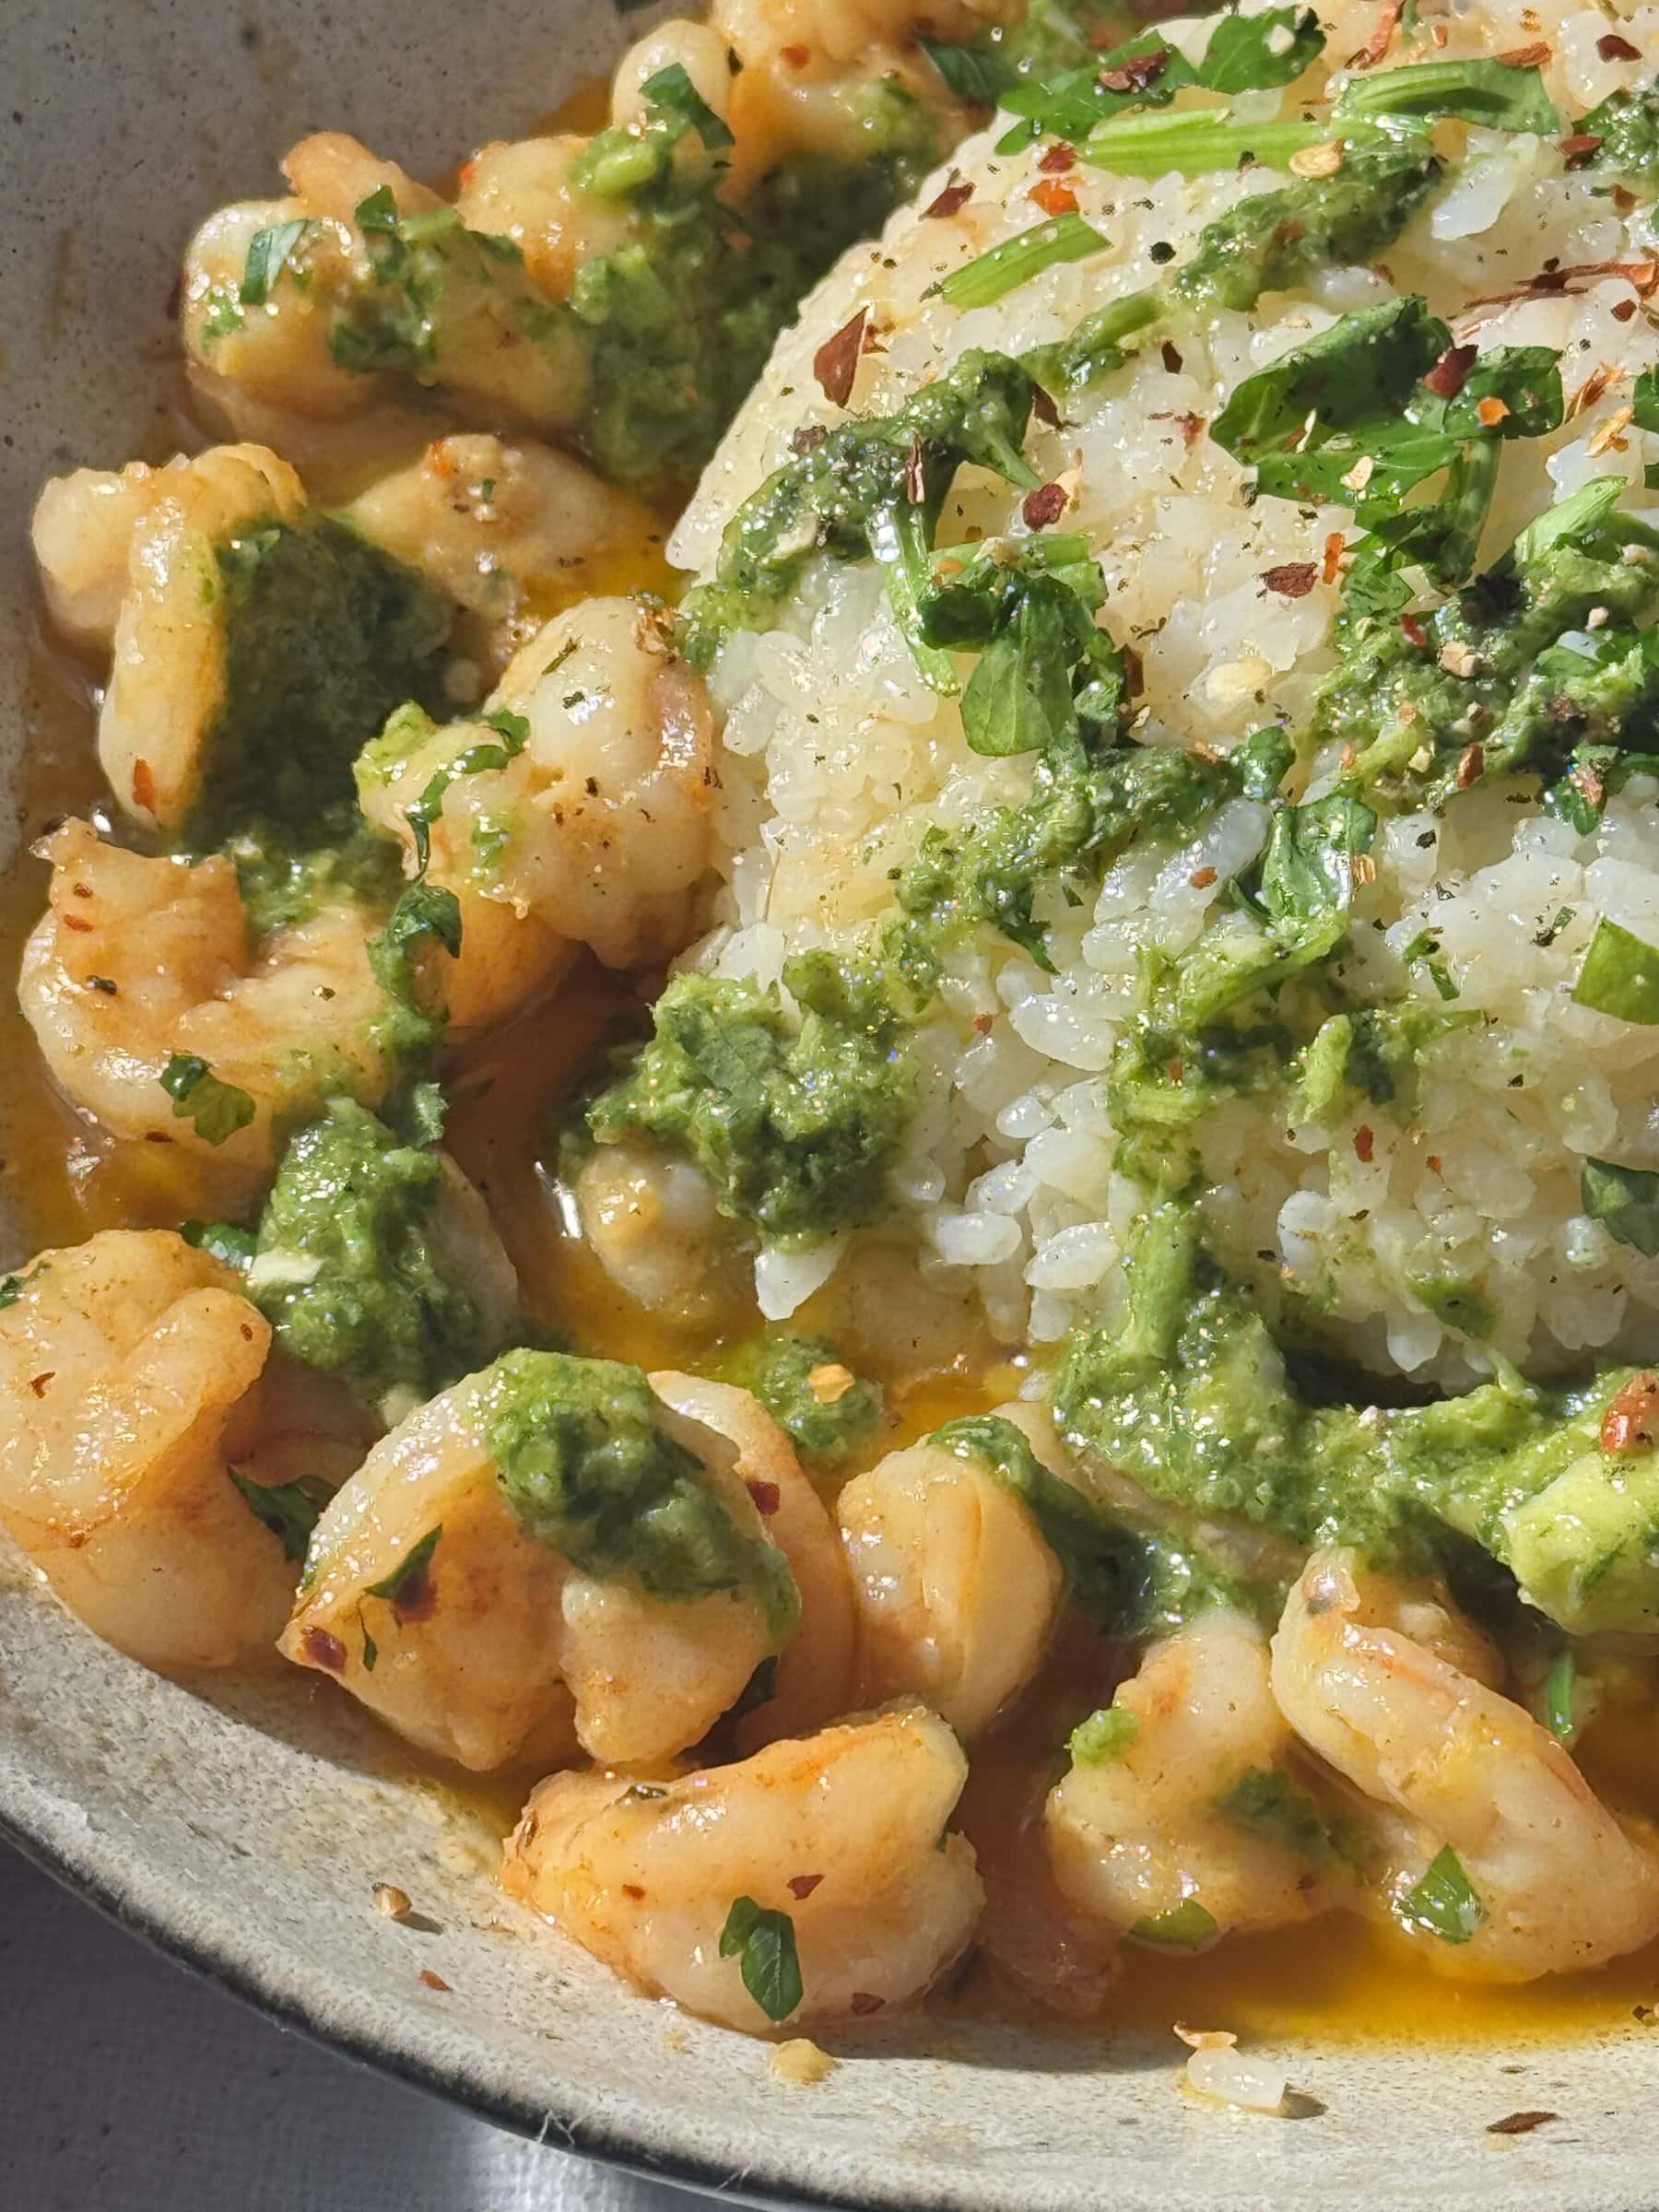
[0,8,1654,2207]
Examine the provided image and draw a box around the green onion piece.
[1572,917,1659,1024]
[919,36,1010,107]
[1129,1899,1220,1950]
[1069,1704,1140,1765]
[240,218,313,306]
[1395,1844,1485,1945]
[719,1896,804,2020]
[1545,1648,1577,1742]
[927,212,1108,310]
[1084,110,1324,178]
[1334,58,1558,136]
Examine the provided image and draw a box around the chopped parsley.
[159,1053,256,1145]
[719,1896,804,2021]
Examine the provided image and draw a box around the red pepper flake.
[1559,132,1604,163]
[1189,865,1218,889]
[1597,31,1641,61]
[1271,219,1307,250]
[813,309,868,408]
[1426,1155,1442,1174]
[924,171,974,219]
[1262,560,1317,598]
[1096,44,1171,89]
[132,759,156,812]
[747,1478,782,1517]
[61,912,92,933]
[1399,614,1429,649]
[1160,339,1183,374]
[790,423,828,454]
[1030,177,1078,218]
[1323,531,1347,584]
[623,1883,646,1900]
[1454,741,1485,790]
[1022,480,1068,529]
[418,1970,451,1992]
[849,1992,887,2016]
[787,1873,824,1900]
[971,1010,994,1036]
[302,1627,347,1673]
[392,1571,438,1624]
[1354,1125,1375,1163]
[1476,394,1511,428]
[1421,343,1477,401]
[1152,409,1206,449]
[781,41,811,65]
[1571,756,1606,814]
[27,1372,53,1397]
[1602,1371,1659,1455]
[1613,298,1638,323]
[1497,40,1550,65]
[1345,1,1402,72]
[1488,2111,1559,2137]
[1122,643,1144,698]
[1030,382,1061,429]
[1039,142,1076,174]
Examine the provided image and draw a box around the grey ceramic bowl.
[1,7,1655,2206]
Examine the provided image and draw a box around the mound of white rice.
[669,0,1659,1386]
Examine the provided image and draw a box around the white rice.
[671,0,1659,1384]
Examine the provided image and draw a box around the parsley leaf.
[366,1524,442,1608]
[240,218,314,306]
[159,1053,257,1145]
[229,1469,333,1565]
[1581,1156,1659,1256]
[640,60,735,153]
[406,704,531,871]
[1129,1899,1219,1949]
[1069,1704,1139,1764]
[718,1896,804,2021]
[1573,917,1659,1024]
[920,36,1012,106]
[182,1219,257,1269]
[1395,1844,1485,1944]
[1196,6,1324,94]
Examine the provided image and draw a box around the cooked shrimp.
[649,1372,857,1751]
[78,443,305,832]
[356,595,714,1029]
[281,1359,787,1771]
[1271,1549,1659,1981]
[343,433,651,667]
[0,1231,300,1666]
[836,1407,1065,1738]
[572,1140,735,1320]
[19,820,390,1170]
[502,1706,983,2030]
[1047,1609,1344,1945]
[454,135,638,302]
[185,135,589,453]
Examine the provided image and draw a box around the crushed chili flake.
[1345,0,1402,70]
[1422,343,1477,400]
[1399,613,1429,649]
[813,309,868,408]
[418,1969,452,1992]
[1602,1372,1659,1454]
[924,172,974,219]
[1497,40,1550,65]
[1454,742,1485,789]
[1039,142,1076,173]
[1426,1155,1443,1174]
[1354,1125,1375,1163]
[1030,382,1061,429]
[781,41,810,65]
[622,1883,646,1900]
[27,1372,53,1397]
[790,423,828,454]
[1030,176,1078,217]
[60,912,92,933]
[1096,44,1171,88]
[971,1010,995,1035]
[1559,132,1604,162]
[1597,31,1640,60]
[1568,363,1615,418]
[1588,403,1635,457]
[1152,408,1206,449]
[1323,531,1347,584]
[848,1992,886,2016]
[1160,339,1182,374]
[1262,560,1317,598]
[131,759,156,811]
[1189,865,1218,889]
[747,1478,782,1516]
[1613,298,1638,323]
[1022,480,1068,529]
[903,432,926,507]
[788,1873,825,1900]
[1488,2111,1559,2137]
[1475,394,1511,428]
[302,1627,347,1672]
[1122,643,1144,697]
